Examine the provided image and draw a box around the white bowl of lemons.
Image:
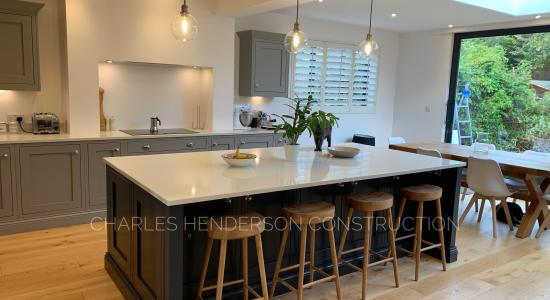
[222,149,257,167]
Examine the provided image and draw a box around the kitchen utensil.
[328,146,361,158]
[239,111,253,127]
[32,113,60,134]
[222,153,257,167]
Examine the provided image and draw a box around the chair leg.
[536,211,550,239]
[435,199,447,271]
[386,208,400,288]
[459,193,479,226]
[500,198,515,231]
[326,220,342,300]
[297,224,308,300]
[414,202,424,281]
[394,196,407,235]
[489,197,498,238]
[475,197,479,213]
[196,237,213,300]
[477,197,486,223]
[362,211,373,300]
[242,237,249,300]
[309,224,316,285]
[254,234,270,300]
[460,187,467,202]
[338,208,354,259]
[215,240,228,300]
[270,223,289,298]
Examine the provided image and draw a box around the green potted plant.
[308,110,339,151]
[274,95,314,161]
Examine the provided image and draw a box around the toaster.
[32,113,60,134]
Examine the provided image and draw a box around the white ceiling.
[272,0,548,32]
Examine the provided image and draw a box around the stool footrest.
[275,263,336,292]
[302,275,337,289]
[203,279,264,299]
[395,233,416,242]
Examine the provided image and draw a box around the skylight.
[454,0,550,16]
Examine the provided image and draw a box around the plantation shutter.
[290,40,378,113]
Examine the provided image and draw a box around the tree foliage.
[457,32,550,151]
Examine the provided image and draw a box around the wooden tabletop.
[389,142,550,178]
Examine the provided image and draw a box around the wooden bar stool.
[196,213,269,300]
[270,201,342,300]
[394,184,447,281]
[338,192,400,300]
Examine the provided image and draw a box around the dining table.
[389,141,550,239]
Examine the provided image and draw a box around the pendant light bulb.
[171,0,199,42]
[357,0,380,59]
[285,0,308,53]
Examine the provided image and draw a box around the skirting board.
[0,210,106,235]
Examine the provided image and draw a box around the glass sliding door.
[445,25,550,152]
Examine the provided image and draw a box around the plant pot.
[284,144,300,161]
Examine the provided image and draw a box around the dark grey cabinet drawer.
[19,144,83,215]
[88,142,122,209]
[210,136,236,151]
[127,137,208,155]
[236,135,273,149]
[0,147,14,218]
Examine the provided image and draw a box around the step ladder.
[454,83,474,146]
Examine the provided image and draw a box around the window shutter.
[292,45,324,105]
[324,47,353,109]
[351,55,378,111]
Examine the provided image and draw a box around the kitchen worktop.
[0,128,275,144]
[104,144,465,206]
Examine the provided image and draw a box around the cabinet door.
[236,135,273,149]
[107,168,132,279]
[19,144,82,215]
[210,136,235,151]
[273,133,287,147]
[0,12,38,90]
[0,147,13,218]
[127,137,208,155]
[254,41,289,95]
[88,142,122,209]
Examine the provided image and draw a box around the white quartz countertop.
[0,128,274,144]
[104,144,466,206]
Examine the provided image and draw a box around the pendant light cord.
[368,0,374,36]
[295,0,300,24]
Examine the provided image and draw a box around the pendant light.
[171,0,199,42]
[357,0,379,59]
[284,0,308,54]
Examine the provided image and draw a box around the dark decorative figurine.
[314,125,332,151]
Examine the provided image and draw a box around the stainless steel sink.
[120,128,198,136]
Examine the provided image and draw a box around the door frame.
[444,24,550,143]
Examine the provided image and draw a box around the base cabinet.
[88,142,122,209]
[0,147,14,218]
[19,144,83,215]
[236,135,273,149]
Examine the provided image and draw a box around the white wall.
[0,0,67,125]
[65,0,235,133]
[98,62,212,130]
[235,13,400,147]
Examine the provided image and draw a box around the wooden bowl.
[328,147,360,158]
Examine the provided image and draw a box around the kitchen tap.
[150,117,161,133]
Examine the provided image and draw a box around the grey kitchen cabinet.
[127,137,208,155]
[19,144,83,215]
[273,133,287,147]
[210,136,236,151]
[0,1,44,91]
[0,147,14,218]
[237,30,289,97]
[88,142,122,209]
[236,135,273,149]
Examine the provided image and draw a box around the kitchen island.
[103,144,465,300]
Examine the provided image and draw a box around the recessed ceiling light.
[448,24,454,28]
[391,13,397,18]
[106,60,113,64]
[535,15,542,19]
[192,66,198,69]
[318,0,323,2]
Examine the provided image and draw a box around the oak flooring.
[0,197,548,300]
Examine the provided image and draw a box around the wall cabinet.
[88,142,122,209]
[237,31,289,98]
[0,147,14,218]
[0,1,44,90]
[19,144,83,215]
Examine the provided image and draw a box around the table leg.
[516,176,549,239]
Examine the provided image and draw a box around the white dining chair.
[388,136,406,145]
[459,156,515,238]
[472,142,496,152]
[460,142,498,209]
[416,147,442,158]
[536,202,550,239]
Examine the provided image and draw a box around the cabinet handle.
[255,83,260,88]
[244,195,252,202]
[1,153,7,158]
[278,139,284,143]
[352,181,359,186]
[337,183,345,188]
[113,148,120,152]
[143,144,151,150]
[240,141,246,145]
[225,198,232,204]
[187,142,194,147]
[212,143,218,147]
[74,150,79,155]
